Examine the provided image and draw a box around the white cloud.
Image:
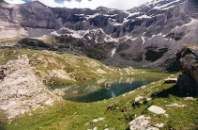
[63,0,153,10]
[4,0,26,4]
[4,0,153,10]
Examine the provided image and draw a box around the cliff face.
[176,46,198,97]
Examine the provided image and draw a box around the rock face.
[0,55,60,119]
[17,28,118,61]
[1,0,198,69]
[176,46,198,97]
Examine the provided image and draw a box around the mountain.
[0,0,198,70]
[0,1,198,129]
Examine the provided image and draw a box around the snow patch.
[137,14,152,19]
[141,36,146,45]
[110,48,117,57]
[153,0,183,10]
[184,18,198,27]
[127,12,141,18]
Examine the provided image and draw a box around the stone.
[129,115,159,130]
[154,123,164,128]
[132,96,151,108]
[146,127,159,130]
[134,96,145,103]
[104,128,109,130]
[93,127,97,130]
[92,117,105,123]
[164,78,177,84]
[148,105,166,115]
[184,97,196,101]
[166,103,186,108]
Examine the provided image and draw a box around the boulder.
[148,105,166,115]
[129,115,159,130]
[132,96,152,108]
[176,46,198,97]
[164,78,177,84]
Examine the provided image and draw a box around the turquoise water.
[63,78,151,102]
[54,70,170,102]
[66,80,150,102]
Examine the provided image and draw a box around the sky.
[4,0,153,10]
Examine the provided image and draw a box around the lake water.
[51,70,169,102]
[61,77,157,102]
[65,80,150,102]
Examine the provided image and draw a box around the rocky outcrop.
[128,115,160,130]
[0,55,60,119]
[176,46,198,97]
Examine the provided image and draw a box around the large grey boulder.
[176,46,198,97]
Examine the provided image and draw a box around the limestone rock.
[184,97,196,101]
[129,115,159,130]
[132,96,152,108]
[92,117,105,123]
[148,105,166,115]
[164,78,177,84]
[166,103,186,108]
[0,55,60,119]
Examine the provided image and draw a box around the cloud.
[4,0,152,10]
[62,0,152,10]
[4,0,26,4]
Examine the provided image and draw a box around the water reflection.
[51,75,164,102]
[63,77,151,102]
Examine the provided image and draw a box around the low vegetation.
[0,48,197,130]
[3,79,197,130]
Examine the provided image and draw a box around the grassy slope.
[0,48,133,86]
[0,48,168,87]
[5,80,198,130]
[0,48,197,130]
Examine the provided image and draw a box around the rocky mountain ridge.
[0,0,198,69]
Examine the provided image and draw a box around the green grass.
[0,48,131,85]
[0,48,197,130]
[4,79,198,130]
[0,48,170,88]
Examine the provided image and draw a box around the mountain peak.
[23,1,47,7]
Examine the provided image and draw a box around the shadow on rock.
[151,84,197,98]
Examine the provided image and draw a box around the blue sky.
[4,0,153,10]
